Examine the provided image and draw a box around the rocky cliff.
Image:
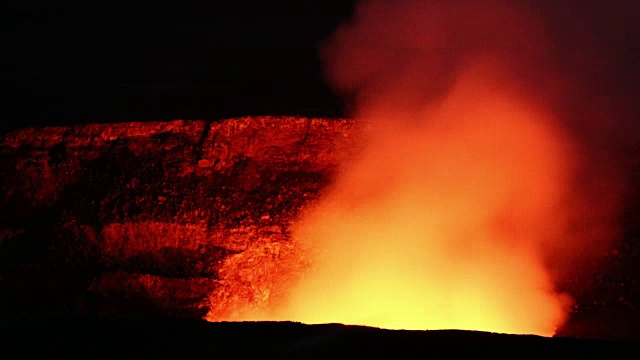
[1,116,639,340]
[0,116,363,318]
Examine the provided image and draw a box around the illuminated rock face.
[0,117,361,318]
[0,116,638,329]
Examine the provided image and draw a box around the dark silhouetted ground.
[1,318,638,358]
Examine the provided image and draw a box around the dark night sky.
[2,1,640,133]
[1,1,357,132]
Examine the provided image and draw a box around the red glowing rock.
[0,116,360,317]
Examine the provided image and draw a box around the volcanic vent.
[1,115,638,340]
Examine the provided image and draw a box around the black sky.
[1,1,356,132]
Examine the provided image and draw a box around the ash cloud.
[271,0,637,334]
[317,0,634,289]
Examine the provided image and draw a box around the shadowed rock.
[0,117,361,318]
[0,116,639,342]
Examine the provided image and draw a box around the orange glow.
[207,0,624,336]
[253,67,576,336]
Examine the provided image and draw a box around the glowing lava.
[262,66,576,336]
[208,0,624,336]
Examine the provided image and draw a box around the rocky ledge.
[1,116,639,341]
[0,116,363,319]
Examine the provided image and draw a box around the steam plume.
[269,0,627,335]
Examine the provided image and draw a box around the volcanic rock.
[0,116,362,318]
[1,116,639,342]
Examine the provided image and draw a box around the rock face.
[1,115,639,339]
[0,116,363,318]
